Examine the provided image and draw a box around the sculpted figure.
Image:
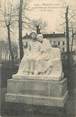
[18,33,42,74]
[17,34,63,80]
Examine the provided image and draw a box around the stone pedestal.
[5,75,68,107]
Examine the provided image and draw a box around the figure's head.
[37,34,43,43]
[30,32,37,41]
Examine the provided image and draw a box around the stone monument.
[5,34,68,107]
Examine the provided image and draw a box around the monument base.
[5,75,68,107]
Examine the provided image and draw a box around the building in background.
[43,32,66,52]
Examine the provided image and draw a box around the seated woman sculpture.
[18,34,43,75]
[17,34,63,80]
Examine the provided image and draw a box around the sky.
[26,0,65,32]
[0,0,76,40]
[26,0,76,32]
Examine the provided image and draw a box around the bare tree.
[31,19,47,34]
[18,0,24,61]
[3,0,30,62]
[17,0,30,61]
[69,21,76,52]
[0,0,16,64]
[0,0,29,63]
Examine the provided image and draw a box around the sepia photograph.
[0,0,76,117]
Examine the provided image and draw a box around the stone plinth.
[5,75,68,107]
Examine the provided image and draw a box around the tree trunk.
[71,29,74,52]
[19,0,24,61]
[36,25,41,34]
[7,25,14,64]
[65,6,70,76]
